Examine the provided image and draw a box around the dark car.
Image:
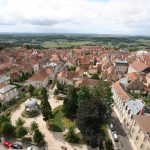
[12,143,23,149]
[3,140,13,148]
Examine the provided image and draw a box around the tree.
[92,80,113,119]
[33,129,44,144]
[76,80,113,148]
[28,85,35,95]
[30,121,39,133]
[41,87,48,101]
[68,66,76,71]
[16,126,28,138]
[41,99,53,122]
[54,89,59,95]
[16,117,25,127]
[56,81,64,92]
[0,115,10,127]
[1,122,14,136]
[91,73,100,80]
[76,100,102,148]
[63,86,78,118]
[77,85,92,103]
[65,125,79,143]
[2,103,8,111]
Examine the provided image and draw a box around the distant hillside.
[0,33,150,50]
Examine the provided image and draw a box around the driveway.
[11,87,93,150]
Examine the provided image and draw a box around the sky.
[0,0,150,35]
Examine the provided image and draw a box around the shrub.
[2,103,8,111]
[1,122,14,137]
[54,89,59,95]
[33,129,44,144]
[16,126,28,138]
[65,125,80,143]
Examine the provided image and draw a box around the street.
[111,111,133,150]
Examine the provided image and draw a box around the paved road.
[111,111,133,150]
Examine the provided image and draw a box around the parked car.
[27,147,35,150]
[112,131,119,142]
[109,123,114,131]
[3,140,13,148]
[12,143,23,149]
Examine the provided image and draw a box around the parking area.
[0,137,46,150]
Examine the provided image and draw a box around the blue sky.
[0,0,150,35]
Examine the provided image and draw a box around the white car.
[27,147,35,150]
[109,123,114,131]
[112,131,119,142]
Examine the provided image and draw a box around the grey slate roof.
[0,76,10,84]
[0,85,16,94]
[126,99,145,115]
[119,78,128,86]
[115,60,128,64]
[25,98,37,108]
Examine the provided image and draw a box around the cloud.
[0,0,150,35]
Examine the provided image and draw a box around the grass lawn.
[50,106,64,132]
[42,41,94,48]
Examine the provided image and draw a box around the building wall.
[112,85,150,150]
[115,64,128,74]
[0,88,18,103]
[58,77,73,85]
[27,77,49,89]
[89,68,98,75]
[146,76,150,87]
[33,64,39,73]
[126,78,143,93]
[130,121,150,150]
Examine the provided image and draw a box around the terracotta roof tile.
[112,81,130,102]
[28,69,48,81]
[133,115,150,133]
[130,61,149,72]
[127,72,139,82]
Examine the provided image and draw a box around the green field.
[0,34,150,50]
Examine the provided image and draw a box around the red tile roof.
[130,61,149,72]
[58,71,79,80]
[75,78,99,87]
[127,72,139,82]
[79,57,91,65]
[133,115,150,133]
[112,81,130,102]
[28,69,48,81]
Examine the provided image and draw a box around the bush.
[2,103,8,111]
[1,122,14,137]
[65,125,80,143]
[54,89,59,95]
[33,129,44,144]
[16,126,28,138]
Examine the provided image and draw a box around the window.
[138,129,141,133]
[140,144,143,149]
[132,129,134,133]
[134,122,136,126]
[143,136,146,141]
